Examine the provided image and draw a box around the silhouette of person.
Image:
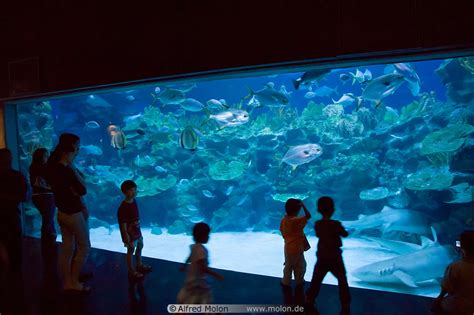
[0,148,27,272]
[306,196,351,315]
[432,230,474,315]
[47,133,91,293]
[177,222,224,305]
[30,148,57,247]
[280,198,311,307]
[117,180,153,280]
[0,148,28,315]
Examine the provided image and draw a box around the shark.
[341,206,432,235]
[352,230,457,288]
[361,226,438,255]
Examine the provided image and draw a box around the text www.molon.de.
[167,304,305,313]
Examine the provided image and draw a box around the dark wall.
[1,0,474,99]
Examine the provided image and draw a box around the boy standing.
[306,196,350,315]
[280,198,311,288]
[177,222,224,304]
[117,180,152,279]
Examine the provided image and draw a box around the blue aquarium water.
[13,56,474,297]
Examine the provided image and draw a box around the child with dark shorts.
[117,180,152,279]
[306,196,351,315]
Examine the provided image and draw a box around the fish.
[237,194,249,206]
[265,82,275,89]
[154,88,186,105]
[135,129,145,136]
[225,186,234,196]
[178,179,191,187]
[292,69,331,90]
[81,144,103,156]
[107,124,121,137]
[202,190,215,198]
[339,73,351,83]
[245,85,289,107]
[352,243,456,288]
[282,143,323,170]
[186,204,199,212]
[158,126,170,133]
[363,69,372,81]
[361,226,438,255]
[154,165,168,173]
[341,206,431,235]
[123,113,142,123]
[207,99,227,111]
[207,109,250,128]
[361,73,405,109]
[393,63,421,96]
[332,93,361,107]
[85,121,100,129]
[190,215,204,223]
[180,98,205,112]
[304,91,316,99]
[86,95,112,107]
[111,130,127,150]
[350,69,365,84]
[173,108,186,117]
[134,155,155,167]
[171,83,197,93]
[445,182,472,204]
[312,85,338,97]
[279,85,292,97]
[180,126,199,151]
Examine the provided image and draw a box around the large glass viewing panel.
[8,55,474,297]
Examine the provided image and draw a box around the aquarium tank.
[8,55,474,298]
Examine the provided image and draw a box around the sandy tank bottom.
[75,226,442,297]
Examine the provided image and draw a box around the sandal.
[137,264,153,273]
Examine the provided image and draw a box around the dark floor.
[0,237,435,315]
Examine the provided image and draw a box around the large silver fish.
[246,85,289,107]
[282,143,323,170]
[154,88,186,105]
[312,85,338,97]
[292,69,331,90]
[180,98,205,112]
[333,93,361,107]
[209,109,249,128]
[361,73,404,109]
[394,63,421,96]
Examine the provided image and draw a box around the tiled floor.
[0,237,434,315]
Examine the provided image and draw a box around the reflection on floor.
[0,237,434,315]
[91,227,442,297]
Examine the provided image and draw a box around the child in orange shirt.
[280,198,311,288]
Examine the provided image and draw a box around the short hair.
[0,148,12,168]
[193,222,210,243]
[317,196,335,216]
[59,133,80,146]
[32,148,48,164]
[285,198,301,215]
[121,180,137,193]
[460,230,474,255]
[49,133,81,163]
